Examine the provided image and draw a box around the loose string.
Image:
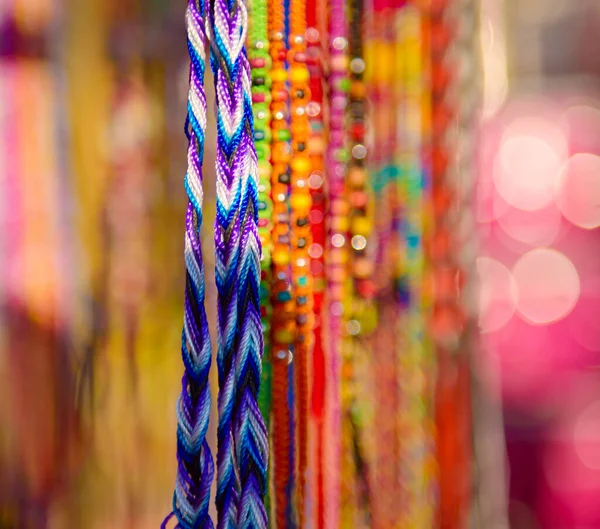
[170,2,215,528]
[209,0,269,527]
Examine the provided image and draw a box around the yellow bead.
[291,157,311,174]
[273,250,290,266]
[290,192,311,213]
[290,66,309,84]
[275,329,295,344]
[271,68,287,83]
[352,217,372,236]
[332,217,350,232]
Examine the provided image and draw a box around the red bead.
[250,58,266,68]
[351,123,365,137]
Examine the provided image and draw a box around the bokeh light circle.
[574,401,600,471]
[495,195,562,247]
[477,257,517,333]
[513,248,580,325]
[493,118,567,211]
[557,153,600,230]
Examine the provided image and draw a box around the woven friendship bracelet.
[169,2,215,527]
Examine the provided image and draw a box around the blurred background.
[1,0,600,528]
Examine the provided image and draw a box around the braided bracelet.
[209,0,268,525]
[170,2,214,527]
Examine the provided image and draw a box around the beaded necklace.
[248,0,274,518]
[339,0,374,522]
[430,0,477,525]
[395,3,438,528]
[365,2,402,526]
[268,0,296,523]
[288,0,313,523]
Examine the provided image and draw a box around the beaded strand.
[394,3,438,528]
[340,0,375,523]
[248,0,274,518]
[268,0,297,523]
[365,2,401,525]
[325,0,350,525]
[430,0,478,525]
[288,0,313,523]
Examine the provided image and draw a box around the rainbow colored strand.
[170,2,214,527]
[340,0,375,523]
[365,3,401,525]
[209,0,268,526]
[324,0,350,525]
[395,4,438,528]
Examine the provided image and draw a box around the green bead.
[259,200,273,218]
[277,129,291,142]
[252,67,268,79]
[339,78,351,93]
[255,143,269,160]
[275,329,294,344]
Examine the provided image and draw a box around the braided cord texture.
[172,2,215,528]
[209,0,268,526]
